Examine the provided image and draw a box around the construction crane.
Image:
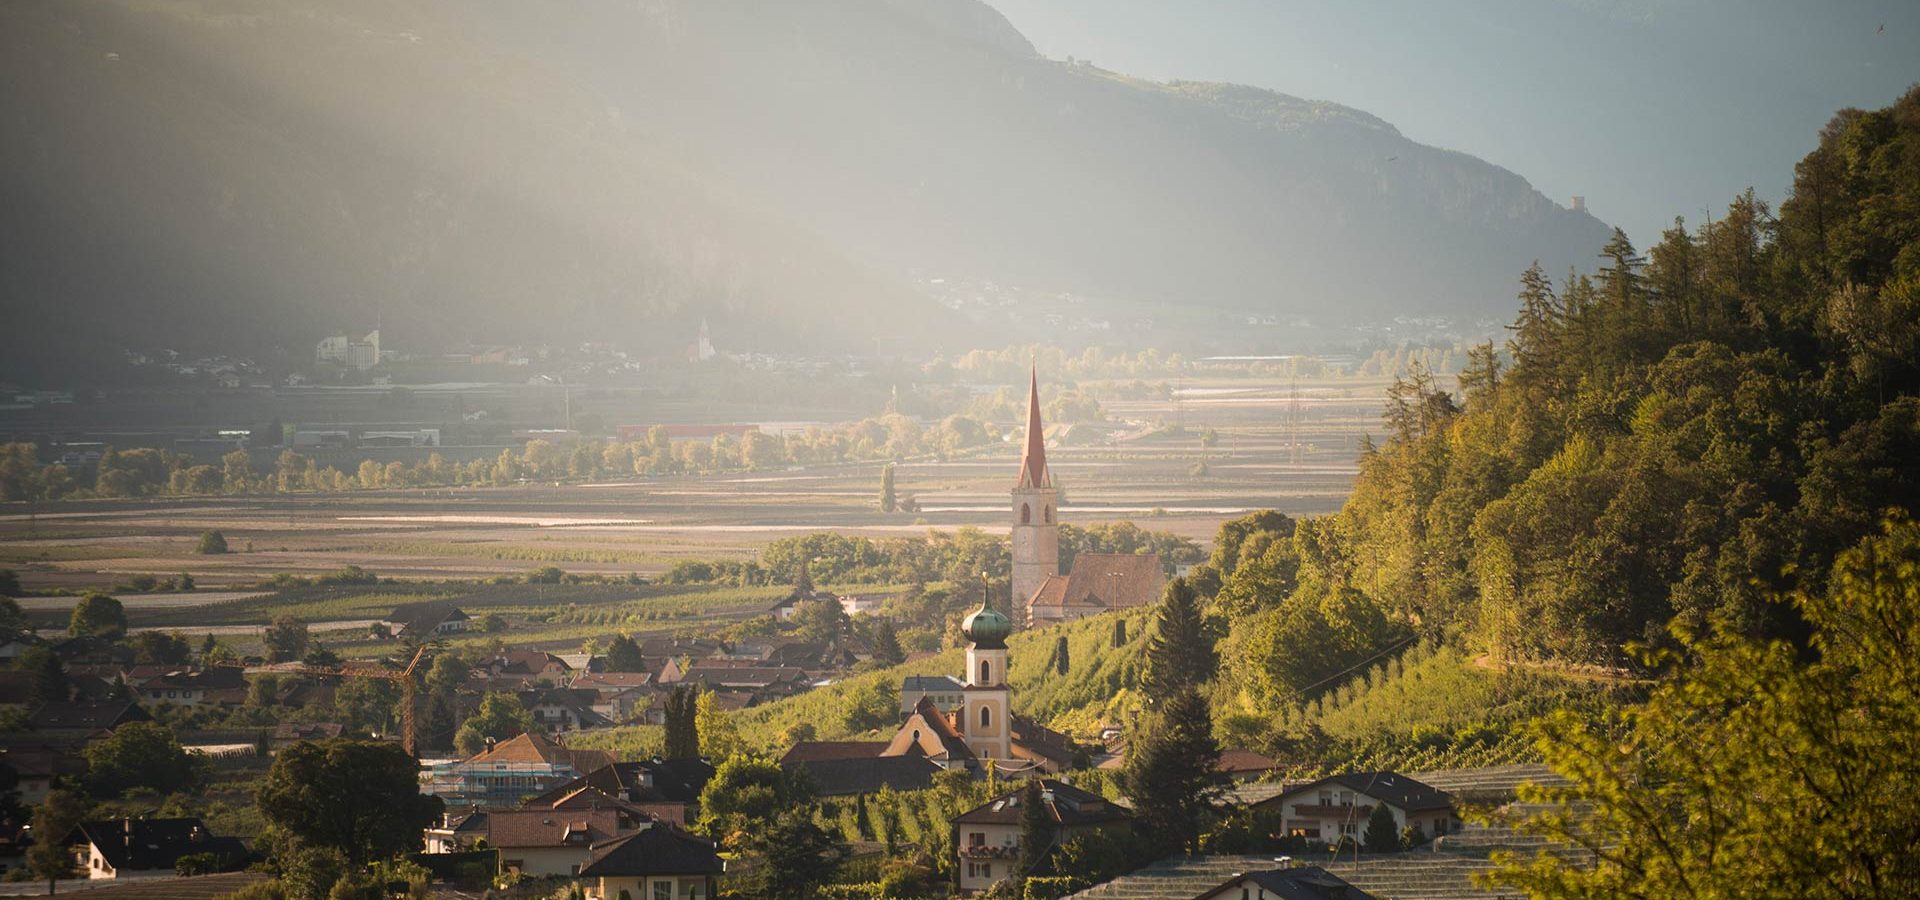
[225,644,432,755]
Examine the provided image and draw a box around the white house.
[1250,772,1460,847]
[950,779,1131,894]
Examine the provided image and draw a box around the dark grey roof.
[529,759,716,806]
[383,600,468,635]
[784,755,945,797]
[1193,866,1377,900]
[580,826,722,877]
[73,819,247,873]
[952,778,1131,827]
[902,675,964,692]
[1259,772,1455,814]
[30,700,149,731]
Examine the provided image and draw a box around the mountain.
[0,0,1613,380]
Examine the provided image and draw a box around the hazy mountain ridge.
[0,0,1612,379]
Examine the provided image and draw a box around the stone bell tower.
[1010,364,1060,626]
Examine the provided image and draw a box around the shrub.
[198,530,230,554]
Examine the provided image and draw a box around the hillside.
[0,0,1612,380]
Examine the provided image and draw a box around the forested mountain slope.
[0,0,1609,379]
[1207,87,1920,724]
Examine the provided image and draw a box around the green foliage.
[84,721,203,796]
[732,808,847,900]
[695,755,812,848]
[1363,802,1401,853]
[256,740,443,864]
[1015,778,1057,880]
[0,569,21,598]
[840,678,897,734]
[68,592,127,638]
[19,646,69,706]
[1122,687,1222,856]
[1486,518,1920,898]
[264,615,311,663]
[879,462,897,513]
[604,634,644,672]
[27,789,89,886]
[1142,578,1214,700]
[198,530,230,554]
[663,684,699,761]
[454,693,534,756]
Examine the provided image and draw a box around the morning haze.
[1,2,1917,899]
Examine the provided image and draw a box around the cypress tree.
[1053,635,1070,675]
[879,463,897,513]
[663,684,700,760]
[1143,578,1214,701]
[1364,801,1402,853]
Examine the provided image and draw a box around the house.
[1190,866,1376,900]
[425,732,618,808]
[678,663,812,703]
[520,688,612,733]
[481,650,572,687]
[424,808,646,876]
[1024,552,1165,627]
[30,700,149,736]
[0,747,70,806]
[578,825,724,900]
[379,601,470,640]
[527,759,717,826]
[1249,772,1460,847]
[139,668,246,707]
[778,741,888,766]
[951,779,1132,894]
[269,722,343,751]
[72,818,247,879]
[899,675,965,715]
[783,754,946,798]
[1214,749,1281,782]
[883,696,977,770]
[839,595,884,617]
[569,673,657,722]
[52,636,135,667]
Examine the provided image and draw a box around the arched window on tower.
[1045,505,1054,524]
[979,660,991,684]
[980,706,992,729]
[1020,503,1031,524]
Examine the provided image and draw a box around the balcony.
[959,844,1019,860]
[1292,803,1373,818]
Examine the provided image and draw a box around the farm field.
[1,375,1391,655]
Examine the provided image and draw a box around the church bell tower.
[1010,365,1060,625]
[960,597,1013,762]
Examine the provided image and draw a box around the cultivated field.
[1,375,1391,655]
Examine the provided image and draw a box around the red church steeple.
[1016,364,1050,489]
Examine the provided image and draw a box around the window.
[979,660,991,684]
[1338,822,1356,835]
[1020,504,1031,524]
[1318,790,1332,805]
[653,881,673,900]
[980,706,992,728]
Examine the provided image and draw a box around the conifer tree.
[1016,778,1058,879]
[1363,802,1401,853]
[1122,686,1221,855]
[1053,634,1071,675]
[1143,578,1214,701]
[663,684,700,760]
[879,463,897,513]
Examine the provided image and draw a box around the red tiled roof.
[779,741,888,764]
[1028,553,1165,611]
[464,732,615,772]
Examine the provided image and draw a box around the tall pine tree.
[1143,578,1215,701]
[1123,686,1222,855]
[662,684,700,760]
[1016,777,1058,879]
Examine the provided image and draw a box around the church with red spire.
[1015,365,1165,627]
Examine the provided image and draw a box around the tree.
[663,685,700,761]
[696,690,745,760]
[1122,686,1221,855]
[197,530,229,555]
[871,618,906,666]
[732,808,845,900]
[20,647,68,706]
[130,631,192,665]
[604,634,644,672]
[1052,634,1071,675]
[332,678,400,737]
[453,693,533,756]
[84,722,202,796]
[1016,778,1058,880]
[696,756,811,847]
[0,569,20,598]
[256,740,443,864]
[841,678,896,733]
[263,615,311,663]
[67,593,126,639]
[1363,802,1401,853]
[791,597,849,646]
[28,789,89,891]
[1142,578,1214,701]
[879,463,897,513]
[1490,518,1920,898]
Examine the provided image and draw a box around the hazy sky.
[986,0,1920,247]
